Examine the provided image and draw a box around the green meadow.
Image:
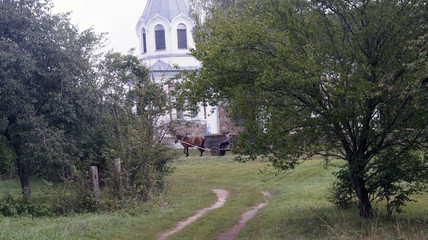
[1,152,427,239]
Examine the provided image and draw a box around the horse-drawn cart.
[175,134,235,157]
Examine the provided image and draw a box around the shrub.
[0,193,51,217]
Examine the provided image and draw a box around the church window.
[155,24,166,50]
[177,24,187,49]
[142,28,147,53]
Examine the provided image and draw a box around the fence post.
[115,158,123,197]
[89,166,100,198]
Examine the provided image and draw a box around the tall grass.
[0,153,427,239]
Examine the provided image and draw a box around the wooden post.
[115,158,123,197]
[90,166,100,198]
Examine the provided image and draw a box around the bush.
[49,171,105,215]
[104,144,176,202]
[0,193,51,217]
[328,166,356,209]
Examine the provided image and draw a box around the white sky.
[51,0,148,54]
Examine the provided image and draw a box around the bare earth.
[157,189,230,240]
[214,191,272,240]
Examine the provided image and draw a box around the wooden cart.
[204,134,235,156]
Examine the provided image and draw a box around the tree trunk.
[17,158,31,197]
[11,141,31,197]
[5,130,31,197]
[113,104,125,160]
[352,173,373,218]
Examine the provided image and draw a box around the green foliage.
[330,151,428,216]
[0,135,13,176]
[119,144,176,201]
[0,176,120,217]
[178,0,428,218]
[0,193,51,217]
[47,172,102,215]
[0,1,174,214]
[329,165,355,209]
[0,0,104,195]
[98,52,176,201]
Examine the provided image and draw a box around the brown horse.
[175,134,205,157]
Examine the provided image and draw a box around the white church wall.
[206,106,219,134]
[135,0,221,135]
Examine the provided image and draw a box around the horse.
[175,134,205,157]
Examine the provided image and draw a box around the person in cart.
[219,134,230,149]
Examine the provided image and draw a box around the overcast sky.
[52,0,148,54]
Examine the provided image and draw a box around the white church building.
[135,0,221,135]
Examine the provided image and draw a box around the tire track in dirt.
[157,189,229,240]
[214,191,272,240]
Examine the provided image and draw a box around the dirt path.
[214,191,272,240]
[157,189,229,240]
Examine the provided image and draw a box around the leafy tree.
[0,0,102,196]
[98,52,175,200]
[178,0,428,218]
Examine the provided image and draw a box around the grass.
[1,151,427,239]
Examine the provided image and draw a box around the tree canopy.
[0,0,104,196]
[178,0,428,218]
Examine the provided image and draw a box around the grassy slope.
[0,152,427,239]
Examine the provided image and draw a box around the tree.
[177,0,428,218]
[98,51,175,200]
[0,0,102,196]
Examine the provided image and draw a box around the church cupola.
[136,0,196,68]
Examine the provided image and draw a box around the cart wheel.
[211,148,220,156]
[219,150,226,156]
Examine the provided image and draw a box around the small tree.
[98,52,175,200]
[177,0,428,218]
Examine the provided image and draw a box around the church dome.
[141,0,189,23]
[136,0,196,62]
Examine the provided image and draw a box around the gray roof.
[150,60,198,72]
[141,0,189,22]
[151,60,176,72]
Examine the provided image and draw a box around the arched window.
[177,24,187,49]
[142,28,147,53]
[155,24,166,50]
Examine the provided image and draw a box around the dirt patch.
[214,191,272,240]
[157,189,229,240]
